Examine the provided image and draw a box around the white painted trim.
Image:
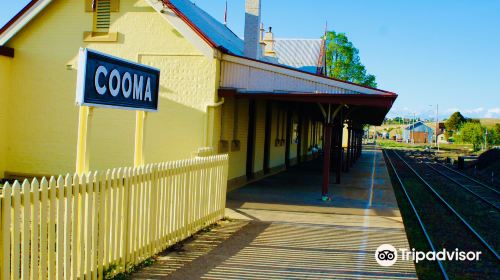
[0,0,53,45]
[145,0,215,59]
[222,54,390,95]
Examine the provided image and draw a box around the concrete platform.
[132,146,417,279]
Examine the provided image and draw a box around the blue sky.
[2,0,499,120]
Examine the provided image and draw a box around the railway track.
[384,149,500,279]
[425,162,500,210]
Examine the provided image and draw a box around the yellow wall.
[2,0,217,176]
[219,97,249,180]
[0,56,11,177]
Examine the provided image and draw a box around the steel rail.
[425,163,500,211]
[393,150,500,261]
[437,163,499,195]
[383,150,449,280]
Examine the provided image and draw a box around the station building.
[0,0,396,195]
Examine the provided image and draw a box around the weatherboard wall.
[220,58,361,94]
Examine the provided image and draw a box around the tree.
[457,122,484,151]
[325,31,377,88]
[444,111,466,138]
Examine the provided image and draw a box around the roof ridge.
[275,38,322,41]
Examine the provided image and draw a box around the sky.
[1,0,499,120]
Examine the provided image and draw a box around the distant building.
[437,134,448,144]
[437,122,446,135]
[403,121,434,143]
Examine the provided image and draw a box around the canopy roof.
[219,88,396,126]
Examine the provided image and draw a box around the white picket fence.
[0,154,228,279]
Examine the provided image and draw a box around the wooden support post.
[354,130,357,161]
[359,129,363,157]
[322,123,333,197]
[345,124,351,172]
[331,121,337,170]
[134,111,147,167]
[297,113,303,163]
[285,109,292,169]
[246,100,256,179]
[75,106,94,175]
[263,101,272,174]
[349,126,354,167]
[356,130,360,159]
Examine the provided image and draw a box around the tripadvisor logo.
[375,244,398,266]
[375,244,482,267]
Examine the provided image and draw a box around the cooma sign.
[76,48,160,111]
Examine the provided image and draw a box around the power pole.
[436,104,439,151]
[412,113,416,144]
[485,128,488,151]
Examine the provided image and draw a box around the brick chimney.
[244,0,262,59]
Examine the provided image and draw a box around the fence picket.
[92,172,99,280]
[63,175,72,280]
[1,183,11,280]
[71,174,79,280]
[56,176,64,280]
[12,181,21,280]
[122,167,131,272]
[104,170,111,267]
[21,180,31,280]
[31,178,40,280]
[85,173,93,279]
[116,168,124,266]
[78,174,86,279]
[48,177,57,280]
[40,178,48,280]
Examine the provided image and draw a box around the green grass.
[377,139,429,150]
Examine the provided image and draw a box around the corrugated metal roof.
[405,121,433,131]
[169,0,244,56]
[274,39,322,73]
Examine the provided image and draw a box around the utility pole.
[412,113,416,144]
[485,128,488,151]
[436,104,439,152]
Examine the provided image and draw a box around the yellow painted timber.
[76,106,93,175]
